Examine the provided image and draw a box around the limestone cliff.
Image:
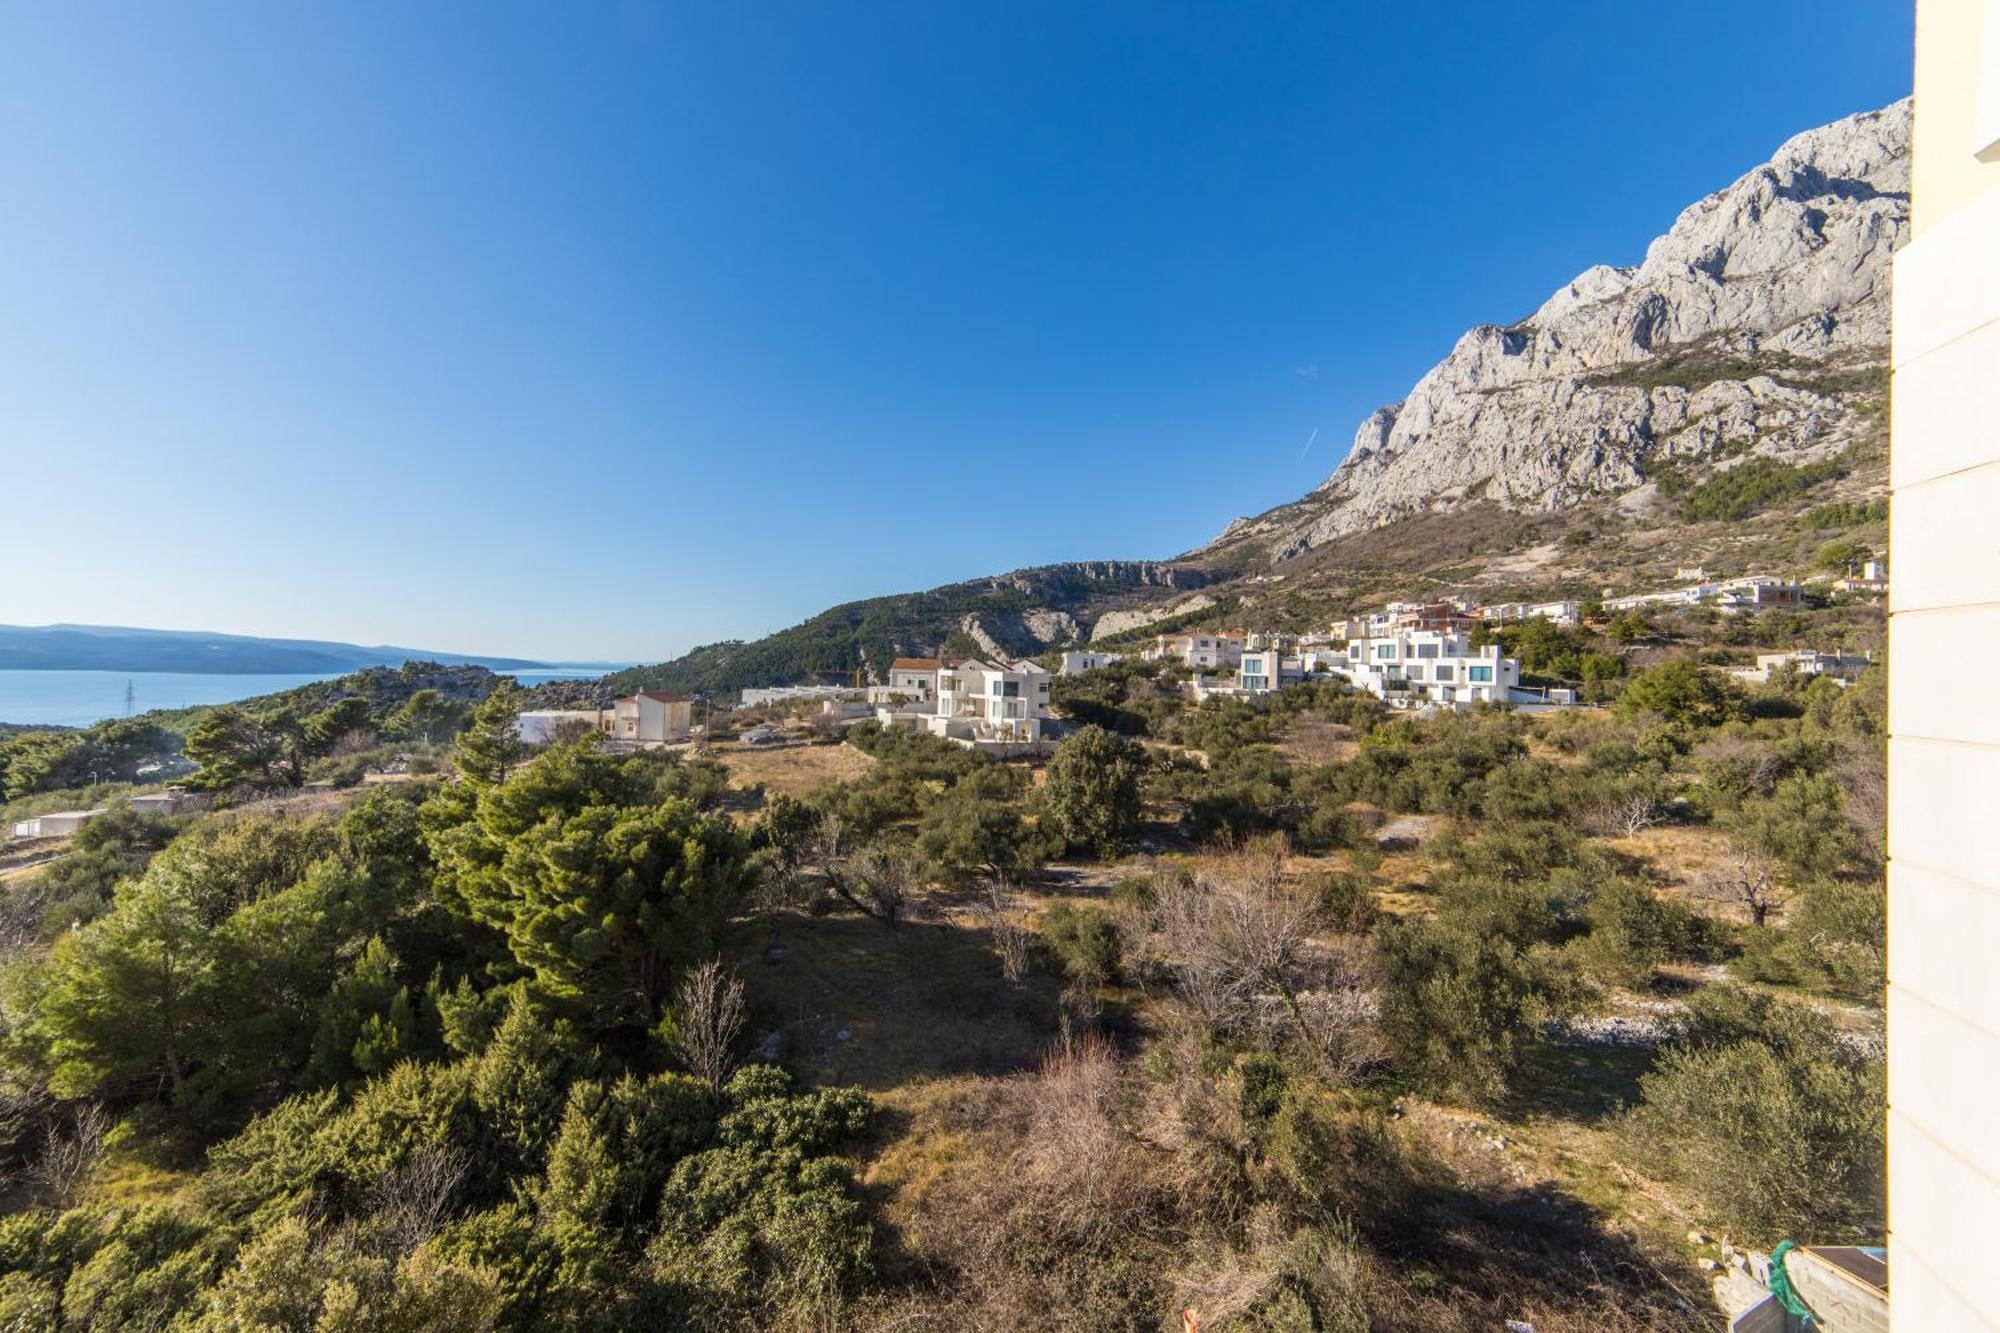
[1209,99,1908,562]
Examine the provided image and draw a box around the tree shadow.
[1334,1132,1709,1330]
[733,910,1064,1091]
[1501,1035,1661,1125]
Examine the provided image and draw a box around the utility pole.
[124,679,136,717]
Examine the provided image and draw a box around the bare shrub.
[1144,841,1381,1080]
[1582,788,1667,838]
[364,1144,465,1255]
[1696,854,1793,928]
[671,958,747,1092]
[31,1101,109,1203]
[0,882,47,961]
[972,880,1033,986]
[0,1079,57,1191]
[1837,752,1886,862]
[810,816,918,927]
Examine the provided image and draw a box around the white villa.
[1059,649,1123,675]
[610,691,694,744]
[1330,630,1521,706]
[876,656,1053,745]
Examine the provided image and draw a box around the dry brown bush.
[1138,841,1383,1080]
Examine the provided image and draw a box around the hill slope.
[592,562,1216,699]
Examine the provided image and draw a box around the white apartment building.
[1886,6,2000,1326]
[1142,631,1245,670]
[1059,650,1123,675]
[1331,630,1520,706]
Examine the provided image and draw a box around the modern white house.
[9,809,107,840]
[1237,648,1306,696]
[1059,649,1123,675]
[1481,599,1582,628]
[1142,632,1245,670]
[1605,575,1808,615]
[608,691,693,744]
[1732,650,1877,685]
[1330,630,1521,706]
[928,658,1053,741]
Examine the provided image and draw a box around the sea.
[0,665,627,729]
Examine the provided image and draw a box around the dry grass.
[717,741,876,800]
[1277,716,1360,767]
[1604,824,1738,893]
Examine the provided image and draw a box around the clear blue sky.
[1,2,1912,663]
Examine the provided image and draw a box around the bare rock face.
[1215,99,1908,561]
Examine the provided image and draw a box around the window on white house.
[1433,665,1454,681]
[1469,666,1493,682]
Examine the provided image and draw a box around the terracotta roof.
[633,691,691,703]
[889,657,942,671]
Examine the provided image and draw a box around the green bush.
[1041,725,1147,858]
[1623,988,1882,1242]
[1675,456,1844,522]
[1375,915,1579,1101]
[1040,903,1122,987]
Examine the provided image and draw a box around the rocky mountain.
[1205,99,1908,563]
[591,101,1906,699]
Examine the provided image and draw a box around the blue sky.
[1,3,1912,663]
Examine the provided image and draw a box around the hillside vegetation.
[0,592,1886,1327]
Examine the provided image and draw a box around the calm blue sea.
[0,666,626,729]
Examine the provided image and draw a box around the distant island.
[0,623,551,675]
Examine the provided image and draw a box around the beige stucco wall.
[1913,0,2000,232]
[1888,2,2000,1326]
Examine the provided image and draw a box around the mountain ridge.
[0,623,553,675]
